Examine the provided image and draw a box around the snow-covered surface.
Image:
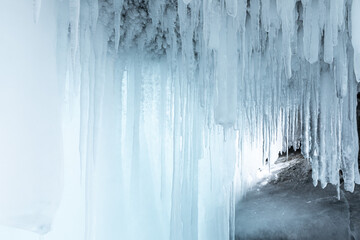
[236,153,360,239]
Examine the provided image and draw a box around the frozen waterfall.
[0,0,360,239]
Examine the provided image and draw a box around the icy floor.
[236,152,360,240]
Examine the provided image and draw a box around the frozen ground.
[236,152,360,240]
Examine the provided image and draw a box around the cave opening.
[235,142,360,240]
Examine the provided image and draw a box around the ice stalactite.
[113,0,123,51]
[69,0,81,63]
[33,0,42,23]
[55,0,360,239]
[352,0,360,82]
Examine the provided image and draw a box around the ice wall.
[0,0,62,235]
[30,0,360,239]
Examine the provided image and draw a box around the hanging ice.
[1,0,360,239]
[33,0,41,23]
[352,0,360,82]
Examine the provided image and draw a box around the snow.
[236,153,360,239]
[1,0,360,239]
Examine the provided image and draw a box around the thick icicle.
[276,0,295,79]
[33,0,42,23]
[51,0,360,239]
[352,0,360,82]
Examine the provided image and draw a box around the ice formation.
[1,0,360,239]
[52,0,360,239]
[0,0,62,235]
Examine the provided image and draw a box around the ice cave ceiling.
[62,0,360,188]
[1,0,360,239]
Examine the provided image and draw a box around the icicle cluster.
[56,0,360,239]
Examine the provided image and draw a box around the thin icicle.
[69,0,81,62]
[113,0,123,52]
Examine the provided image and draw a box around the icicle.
[33,0,42,23]
[324,1,333,64]
[250,0,261,51]
[69,0,80,62]
[113,0,123,52]
[319,69,331,188]
[89,0,99,30]
[352,0,360,82]
[225,0,238,17]
[302,0,320,64]
[49,1,360,239]
[214,15,238,127]
[335,34,348,98]
[260,0,271,32]
[276,0,295,79]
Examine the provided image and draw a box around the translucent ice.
[1,0,360,239]
[0,0,62,235]
[352,0,360,82]
[54,0,360,239]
